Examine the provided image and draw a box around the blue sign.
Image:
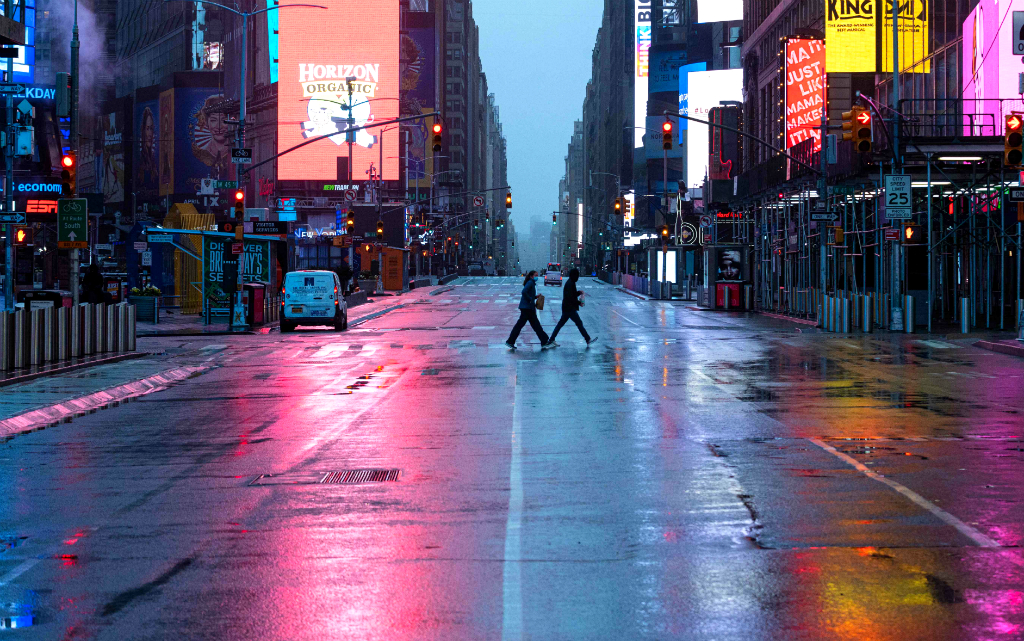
[12,0,35,83]
[677,62,707,138]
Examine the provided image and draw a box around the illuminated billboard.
[683,69,742,190]
[634,0,652,149]
[785,38,825,150]
[963,0,1024,134]
[696,0,741,23]
[825,0,875,72]
[881,0,930,73]
[277,0,400,181]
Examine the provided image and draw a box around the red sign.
[884,228,900,241]
[785,38,825,150]
[277,0,399,181]
[26,199,59,214]
[231,242,244,254]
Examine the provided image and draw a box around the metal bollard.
[29,309,43,366]
[862,295,873,333]
[58,307,70,361]
[0,311,11,371]
[95,303,106,353]
[904,295,915,334]
[723,288,730,311]
[118,304,129,352]
[841,297,851,333]
[43,307,56,362]
[960,297,970,334]
[13,309,28,369]
[106,304,117,353]
[83,304,94,355]
[851,295,860,329]
[1018,300,1024,342]
[127,304,137,352]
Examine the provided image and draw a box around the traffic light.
[376,219,384,236]
[660,225,670,240]
[60,152,76,197]
[552,213,557,224]
[614,198,622,213]
[233,190,244,240]
[901,223,925,245]
[1005,115,1023,166]
[842,107,872,153]
[13,226,33,246]
[432,122,443,153]
[505,191,512,208]
[662,120,673,151]
[346,209,355,232]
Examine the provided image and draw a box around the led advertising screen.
[785,38,825,150]
[634,0,652,149]
[825,0,875,72]
[881,0,930,73]
[683,69,742,190]
[696,0,741,23]
[277,0,400,182]
[963,0,1024,135]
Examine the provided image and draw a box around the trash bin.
[16,289,72,312]
[243,282,266,326]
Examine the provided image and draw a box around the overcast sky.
[471,2,604,259]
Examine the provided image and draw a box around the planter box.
[130,296,159,323]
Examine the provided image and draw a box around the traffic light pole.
[890,0,903,331]
[70,0,80,306]
[3,52,12,309]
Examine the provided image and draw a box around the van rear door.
[285,272,336,319]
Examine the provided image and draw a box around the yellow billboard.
[881,0,930,73]
[825,0,876,72]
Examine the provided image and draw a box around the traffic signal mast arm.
[672,113,823,176]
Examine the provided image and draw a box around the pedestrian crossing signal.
[13,226,33,246]
[901,223,925,245]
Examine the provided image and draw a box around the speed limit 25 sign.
[884,174,912,220]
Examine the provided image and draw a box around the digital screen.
[963,0,1024,134]
[784,39,825,150]
[634,0,652,149]
[277,0,400,181]
[695,0,741,23]
[825,0,875,72]
[881,0,930,73]
[683,69,742,190]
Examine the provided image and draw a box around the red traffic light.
[61,154,75,168]
[432,123,442,134]
[1009,115,1023,132]
[855,111,871,125]
[662,121,673,133]
[234,190,244,202]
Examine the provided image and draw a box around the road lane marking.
[809,437,1022,562]
[0,559,41,587]
[472,326,495,330]
[502,361,524,641]
[916,340,961,349]
[611,309,641,326]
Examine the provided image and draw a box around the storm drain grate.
[320,469,401,484]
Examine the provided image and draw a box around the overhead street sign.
[0,83,25,94]
[344,189,357,202]
[884,174,912,220]
[810,212,839,221]
[231,148,253,164]
[57,198,88,249]
[0,212,25,224]
[215,180,238,189]
[1006,187,1024,203]
[473,195,484,207]
[147,234,174,243]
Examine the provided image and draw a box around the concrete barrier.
[345,291,369,308]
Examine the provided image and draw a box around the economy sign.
[276,0,399,182]
[825,0,876,72]
[785,38,825,150]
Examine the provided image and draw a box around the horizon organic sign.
[785,38,826,150]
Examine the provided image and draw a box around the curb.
[349,304,406,327]
[615,287,651,300]
[0,365,210,442]
[137,321,280,338]
[430,286,455,296]
[0,352,149,389]
[758,312,820,326]
[973,339,1024,358]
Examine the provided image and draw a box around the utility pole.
[70,0,80,305]
[3,42,12,309]
[346,78,355,182]
[890,0,903,331]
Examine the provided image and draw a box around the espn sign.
[27,199,58,214]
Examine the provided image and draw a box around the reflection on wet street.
[1,277,1022,639]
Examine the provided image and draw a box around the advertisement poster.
[881,0,930,73]
[825,0,875,72]
[159,89,175,196]
[173,87,236,195]
[784,38,825,150]
[277,0,400,181]
[695,0,741,23]
[634,0,652,148]
[402,19,435,115]
[203,237,270,307]
[101,111,125,204]
[684,69,743,190]
[717,248,743,281]
[134,98,160,198]
[407,108,434,190]
[676,61,707,134]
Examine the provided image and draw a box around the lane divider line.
[0,365,210,442]
[502,361,524,641]
[808,437,1022,563]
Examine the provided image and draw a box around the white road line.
[473,326,496,330]
[502,361,524,641]
[611,309,641,326]
[917,340,961,349]
[809,437,1022,563]
[0,559,41,587]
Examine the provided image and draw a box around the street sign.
[473,195,484,207]
[0,212,25,224]
[1007,187,1024,202]
[884,227,900,241]
[884,174,912,220]
[231,148,253,164]
[0,83,25,94]
[214,180,238,189]
[95,243,113,251]
[200,178,215,195]
[219,222,239,234]
[344,189,357,202]
[699,214,712,227]
[253,221,289,235]
[147,234,174,243]
[333,235,353,248]
[1014,12,1024,54]
[141,251,153,267]
[826,134,837,164]
[57,198,88,249]
[231,242,244,254]
[134,241,148,251]
[810,212,839,221]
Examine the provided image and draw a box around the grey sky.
[471,2,604,257]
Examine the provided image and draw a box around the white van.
[281,270,348,332]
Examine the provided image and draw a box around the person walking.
[505,270,549,350]
[545,268,597,348]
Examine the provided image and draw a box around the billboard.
[100,111,126,204]
[402,17,435,114]
[277,0,400,182]
[683,69,742,190]
[158,89,175,196]
[785,38,825,150]
[881,0,930,73]
[825,0,875,72]
[696,0,741,23]
[634,0,652,148]
[649,50,687,94]
[963,0,1024,134]
[134,98,160,198]
[173,87,236,195]
[677,61,707,133]
[12,0,34,83]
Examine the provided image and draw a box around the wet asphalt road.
[1,276,1023,639]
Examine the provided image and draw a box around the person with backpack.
[505,270,549,350]
[544,268,597,348]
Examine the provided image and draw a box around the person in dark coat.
[546,268,596,347]
[83,263,105,304]
[505,270,549,350]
